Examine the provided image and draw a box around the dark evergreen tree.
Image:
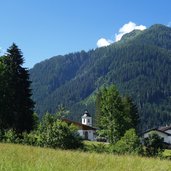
[95,90,102,127]
[3,43,35,132]
[122,96,140,131]
[0,56,13,129]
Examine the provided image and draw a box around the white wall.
[82,117,92,126]
[165,129,171,134]
[78,129,96,141]
[144,131,171,144]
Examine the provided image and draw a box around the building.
[63,110,97,141]
[143,126,171,147]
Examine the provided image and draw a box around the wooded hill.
[30,24,171,131]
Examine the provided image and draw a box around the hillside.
[30,24,171,131]
[1,143,171,171]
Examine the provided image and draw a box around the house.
[143,126,171,147]
[63,110,97,141]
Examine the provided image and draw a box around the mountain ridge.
[30,24,171,131]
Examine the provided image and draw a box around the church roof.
[82,110,91,117]
[62,118,97,130]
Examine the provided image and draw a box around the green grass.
[0,143,171,171]
[163,149,171,158]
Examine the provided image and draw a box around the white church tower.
[82,110,92,126]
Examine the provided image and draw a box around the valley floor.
[0,143,171,171]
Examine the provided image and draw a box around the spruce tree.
[4,43,35,132]
[0,56,13,129]
[122,96,140,132]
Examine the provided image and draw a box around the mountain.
[30,24,171,131]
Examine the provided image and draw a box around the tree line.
[0,44,166,157]
[30,24,171,131]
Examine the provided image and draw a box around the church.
[63,110,97,141]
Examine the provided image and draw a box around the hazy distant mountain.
[30,24,171,131]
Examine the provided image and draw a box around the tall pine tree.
[3,43,35,132]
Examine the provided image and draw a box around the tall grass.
[0,143,171,171]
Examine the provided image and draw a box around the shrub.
[41,120,83,149]
[0,112,83,150]
[22,131,41,146]
[3,129,21,143]
[143,132,164,157]
[110,128,142,155]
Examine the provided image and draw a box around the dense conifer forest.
[30,24,171,131]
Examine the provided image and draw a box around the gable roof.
[159,126,171,132]
[143,128,171,136]
[62,118,97,130]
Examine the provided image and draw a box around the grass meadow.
[0,143,171,171]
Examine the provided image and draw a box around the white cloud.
[167,22,171,27]
[96,38,113,48]
[96,21,146,48]
[115,22,146,42]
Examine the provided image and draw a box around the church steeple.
[82,110,92,126]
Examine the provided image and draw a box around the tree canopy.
[0,43,35,132]
[95,85,139,143]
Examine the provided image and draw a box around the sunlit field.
[0,143,171,171]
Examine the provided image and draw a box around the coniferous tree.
[122,96,140,132]
[0,56,13,129]
[0,59,6,129]
[3,43,35,132]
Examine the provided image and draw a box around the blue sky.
[0,0,171,68]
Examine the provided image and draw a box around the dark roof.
[143,128,171,136]
[159,126,171,132]
[62,118,97,130]
[82,110,91,117]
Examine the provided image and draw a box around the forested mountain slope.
[30,24,171,131]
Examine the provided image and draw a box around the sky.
[0,0,171,69]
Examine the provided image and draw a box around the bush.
[3,129,21,143]
[110,128,142,155]
[143,132,164,157]
[87,143,109,153]
[22,131,41,146]
[0,112,83,150]
[42,120,83,149]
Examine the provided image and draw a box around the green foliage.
[37,111,83,149]
[143,132,164,157]
[0,44,35,132]
[88,143,109,153]
[30,24,171,131]
[96,85,125,143]
[22,131,40,146]
[0,110,83,150]
[83,141,109,153]
[96,85,139,143]
[122,96,140,131]
[3,129,21,144]
[41,120,83,149]
[110,129,142,155]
